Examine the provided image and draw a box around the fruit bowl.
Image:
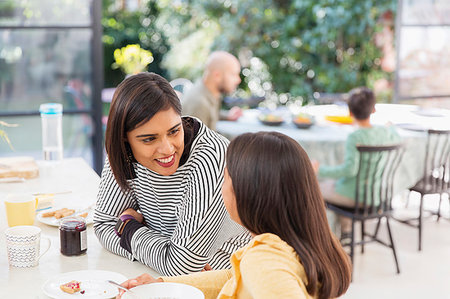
[258,114,284,126]
[293,114,314,129]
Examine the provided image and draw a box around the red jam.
[59,216,87,256]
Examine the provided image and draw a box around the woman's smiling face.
[126,107,184,176]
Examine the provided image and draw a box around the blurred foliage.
[102,0,169,87]
[203,0,396,103]
[112,44,153,75]
[103,0,396,103]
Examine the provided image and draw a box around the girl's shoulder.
[238,233,297,259]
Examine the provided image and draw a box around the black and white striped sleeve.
[128,144,230,276]
[93,158,138,260]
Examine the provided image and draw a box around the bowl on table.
[258,114,284,126]
[122,282,204,299]
[324,115,354,125]
[292,114,314,129]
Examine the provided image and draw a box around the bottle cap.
[60,216,86,231]
[39,103,63,115]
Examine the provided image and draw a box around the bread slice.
[0,156,39,179]
[60,280,81,294]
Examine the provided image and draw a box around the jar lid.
[39,103,63,115]
[59,216,86,230]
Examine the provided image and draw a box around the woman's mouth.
[155,154,175,168]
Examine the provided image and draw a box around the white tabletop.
[217,104,450,194]
[0,158,158,298]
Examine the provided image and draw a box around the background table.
[0,158,158,298]
[217,104,450,195]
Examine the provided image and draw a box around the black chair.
[326,144,404,274]
[396,129,450,251]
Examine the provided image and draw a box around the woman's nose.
[159,136,174,154]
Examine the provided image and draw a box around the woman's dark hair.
[105,72,182,191]
[347,86,375,120]
[226,132,351,299]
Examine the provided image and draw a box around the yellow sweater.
[162,233,313,299]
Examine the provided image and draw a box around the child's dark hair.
[348,87,375,120]
[226,132,351,299]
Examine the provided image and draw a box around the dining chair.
[396,129,450,251]
[326,144,404,274]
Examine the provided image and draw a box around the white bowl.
[122,282,204,299]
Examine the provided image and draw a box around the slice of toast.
[60,280,81,294]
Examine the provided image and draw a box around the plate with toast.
[37,206,94,226]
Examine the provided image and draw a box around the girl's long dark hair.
[226,132,351,299]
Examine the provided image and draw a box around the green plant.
[157,0,396,104]
[0,120,18,150]
[102,0,170,87]
[112,44,154,75]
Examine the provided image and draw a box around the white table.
[217,104,450,194]
[0,158,158,298]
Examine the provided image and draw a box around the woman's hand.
[116,273,163,298]
[202,263,212,271]
[120,208,144,223]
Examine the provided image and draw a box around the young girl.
[118,131,352,299]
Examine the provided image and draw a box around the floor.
[340,193,450,299]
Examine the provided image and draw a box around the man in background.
[182,51,243,131]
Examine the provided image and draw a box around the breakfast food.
[42,208,75,219]
[294,116,312,124]
[259,114,283,122]
[0,156,39,179]
[60,280,81,294]
[324,115,353,124]
[78,212,88,218]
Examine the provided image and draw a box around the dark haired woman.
[118,132,352,299]
[94,72,250,276]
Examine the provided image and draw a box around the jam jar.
[59,216,87,256]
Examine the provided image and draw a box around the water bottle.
[39,103,63,161]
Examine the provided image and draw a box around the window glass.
[398,27,450,98]
[402,0,450,25]
[0,0,91,26]
[1,114,94,165]
[0,29,92,112]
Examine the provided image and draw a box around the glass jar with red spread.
[59,216,87,256]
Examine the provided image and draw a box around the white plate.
[36,207,93,227]
[122,282,204,299]
[42,270,127,298]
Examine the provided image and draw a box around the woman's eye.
[142,137,155,143]
[169,128,180,135]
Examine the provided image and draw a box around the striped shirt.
[94,119,251,276]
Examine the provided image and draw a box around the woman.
[118,132,352,299]
[94,72,250,276]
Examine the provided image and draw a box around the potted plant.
[0,120,18,150]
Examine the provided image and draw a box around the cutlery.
[0,177,25,183]
[32,190,72,196]
[107,280,142,299]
